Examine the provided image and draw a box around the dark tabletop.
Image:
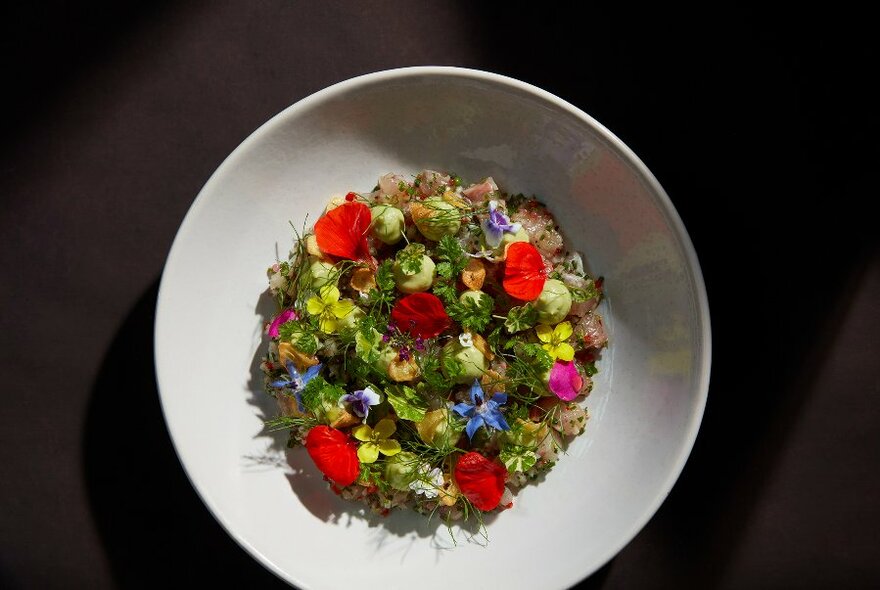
[2,3,877,589]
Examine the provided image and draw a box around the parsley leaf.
[418,353,457,393]
[441,356,464,382]
[431,236,468,305]
[435,235,467,275]
[432,281,459,306]
[374,259,395,292]
[435,260,453,280]
[277,321,319,355]
[368,259,396,313]
[300,376,346,417]
[447,292,494,332]
[395,243,425,276]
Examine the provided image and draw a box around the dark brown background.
[1,3,877,589]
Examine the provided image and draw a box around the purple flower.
[339,387,381,419]
[267,309,298,339]
[270,361,321,412]
[453,380,510,440]
[548,360,584,401]
[480,200,521,248]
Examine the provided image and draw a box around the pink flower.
[267,309,298,339]
[548,360,583,401]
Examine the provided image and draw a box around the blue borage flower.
[453,379,511,440]
[339,386,381,420]
[270,361,322,412]
[480,200,521,248]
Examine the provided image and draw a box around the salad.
[260,170,607,525]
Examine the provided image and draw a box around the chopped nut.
[461,258,486,290]
[330,409,360,429]
[388,357,420,382]
[470,331,494,361]
[409,201,432,226]
[276,394,305,418]
[350,266,377,293]
[481,369,506,394]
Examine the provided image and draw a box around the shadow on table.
[83,279,290,589]
[465,10,879,590]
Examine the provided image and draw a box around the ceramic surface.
[155,66,710,590]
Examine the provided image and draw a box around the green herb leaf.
[417,353,455,393]
[300,376,346,416]
[395,243,425,276]
[486,325,504,355]
[435,235,467,275]
[447,292,494,333]
[435,260,453,280]
[375,259,396,292]
[385,384,428,422]
[277,321,319,355]
[583,362,598,377]
[441,355,464,382]
[505,304,537,333]
[500,446,538,475]
[505,343,553,399]
[569,278,600,303]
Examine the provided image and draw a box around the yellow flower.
[352,418,402,463]
[535,321,575,361]
[306,285,355,333]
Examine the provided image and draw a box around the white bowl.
[155,66,710,590]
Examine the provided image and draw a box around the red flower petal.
[454,451,508,511]
[390,293,451,339]
[502,242,547,301]
[314,202,372,261]
[305,426,360,487]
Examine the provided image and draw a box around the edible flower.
[390,292,451,339]
[339,386,381,420]
[270,360,322,412]
[454,451,508,511]
[409,465,445,498]
[535,321,575,361]
[306,284,356,333]
[548,360,584,401]
[352,418,402,464]
[305,426,360,487]
[314,201,372,261]
[453,379,510,440]
[267,308,298,339]
[502,242,547,301]
[480,200,521,248]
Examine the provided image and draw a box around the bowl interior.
[155,67,709,590]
